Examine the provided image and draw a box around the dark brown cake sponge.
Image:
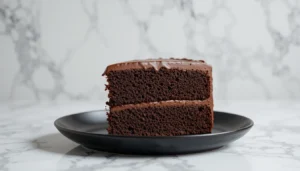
[107,102,213,136]
[105,68,211,107]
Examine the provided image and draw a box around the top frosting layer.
[103,58,211,75]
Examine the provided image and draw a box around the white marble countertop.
[0,100,300,171]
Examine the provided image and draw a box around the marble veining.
[0,101,300,170]
[0,0,300,102]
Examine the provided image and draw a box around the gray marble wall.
[0,0,300,102]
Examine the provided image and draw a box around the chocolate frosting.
[111,99,213,112]
[103,58,211,75]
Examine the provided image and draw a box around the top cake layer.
[103,58,212,107]
[103,58,211,75]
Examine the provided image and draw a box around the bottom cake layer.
[107,101,213,136]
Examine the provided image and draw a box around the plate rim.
[54,110,254,139]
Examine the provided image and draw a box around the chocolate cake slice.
[103,58,213,136]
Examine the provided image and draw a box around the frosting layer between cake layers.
[111,99,213,112]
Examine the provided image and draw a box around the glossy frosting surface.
[103,58,211,75]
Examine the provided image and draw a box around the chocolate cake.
[103,58,213,136]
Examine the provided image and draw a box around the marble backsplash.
[0,0,300,102]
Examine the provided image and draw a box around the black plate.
[54,110,253,155]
